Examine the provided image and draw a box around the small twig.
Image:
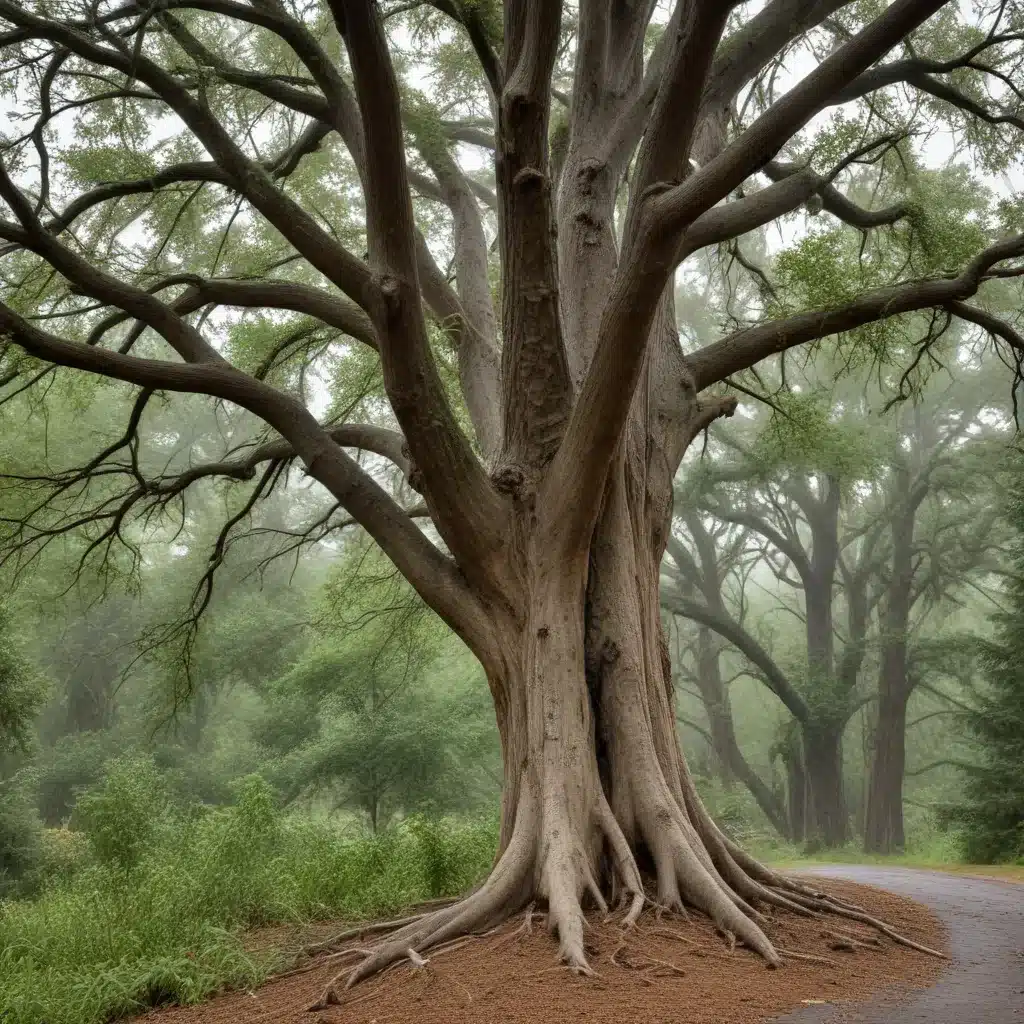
[777,946,838,967]
[824,928,883,952]
[637,953,686,977]
[649,926,704,949]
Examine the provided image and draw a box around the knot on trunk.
[574,157,608,194]
[512,166,546,190]
[575,211,604,246]
[401,441,424,493]
[491,463,527,500]
[639,179,680,202]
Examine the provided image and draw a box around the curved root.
[307,791,940,1008]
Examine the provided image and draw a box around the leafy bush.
[75,756,168,872]
[407,813,497,897]
[0,801,498,1024]
[697,776,785,849]
[37,826,90,881]
[32,731,114,826]
[0,778,43,897]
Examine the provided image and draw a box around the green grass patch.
[0,779,497,1024]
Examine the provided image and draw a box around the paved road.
[774,866,1024,1023]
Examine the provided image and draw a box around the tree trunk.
[802,723,847,848]
[696,628,734,787]
[336,408,806,994]
[800,486,848,848]
[786,750,807,846]
[864,687,907,853]
[864,463,917,854]
[693,628,794,838]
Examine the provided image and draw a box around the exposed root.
[491,904,540,951]
[776,946,838,967]
[305,776,939,1009]
[623,891,646,927]
[818,903,948,959]
[638,953,687,977]
[824,929,883,953]
[650,926,703,948]
[302,911,431,955]
[610,940,687,978]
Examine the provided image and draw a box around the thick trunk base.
[864,698,907,854]
[311,475,927,1007]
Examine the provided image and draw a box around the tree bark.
[864,463,916,854]
[802,721,847,849]
[782,738,808,846]
[864,687,907,854]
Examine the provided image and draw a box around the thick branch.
[687,233,1024,389]
[653,0,949,235]
[497,0,572,469]
[661,591,810,724]
[334,0,508,576]
[0,303,494,658]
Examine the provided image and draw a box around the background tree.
[944,464,1024,863]
[256,547,499,831]
[863,381,1007,853]
[2,0,1023,995]
[663,518,793,840]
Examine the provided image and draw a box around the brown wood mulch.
[138,879,947,1024]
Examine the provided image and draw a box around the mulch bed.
[139,878,948,1024]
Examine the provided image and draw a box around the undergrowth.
[0,773,496,1024]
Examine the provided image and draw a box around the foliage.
[75,757,169,873]
[944,470,1024,863]
[0,604,47,755]
[31,731,119,826]
[0,795,496,1024]
[257,549,499,829]
[0,776,43,897]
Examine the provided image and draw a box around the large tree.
[0,0,1015,998]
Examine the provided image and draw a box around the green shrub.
[0,777,43,896]
[0,805,498,1024]
[407,813,496,898]
[37,826,90,880]
[75,756,168,872]
[32,731,114,826]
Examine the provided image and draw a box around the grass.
[0,780,497,1024]
[4,778,1019,1024]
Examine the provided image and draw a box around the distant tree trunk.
[64,671,113,735]
[864,686,907,853]
[693,628,793,839]
[695,628,735,788]
[803,722,847,848]
[663,519,794,841]
[864,460,921,851]
[775,729,807,845]
[800,483,848,847]
[865,464,917,854]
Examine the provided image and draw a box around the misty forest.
[0,0,1023,1022]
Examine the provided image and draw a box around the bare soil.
[138,879,947,1024]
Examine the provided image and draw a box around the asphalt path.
[773,865,1023,1023]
